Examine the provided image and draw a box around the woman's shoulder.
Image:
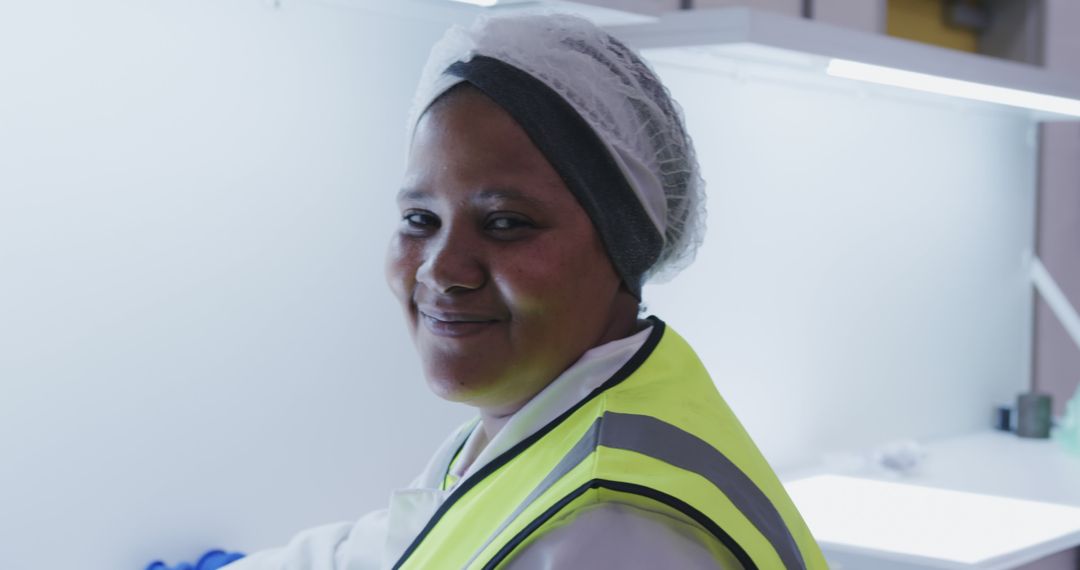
[501,499,744,570]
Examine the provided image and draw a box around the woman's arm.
[223,509,388,570]
[503,501,743,570]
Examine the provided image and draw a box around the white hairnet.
[406,13,706,285]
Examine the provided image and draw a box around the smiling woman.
[223,12,826,570]
[389,84,638,420]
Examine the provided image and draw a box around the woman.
[227,13,825,570]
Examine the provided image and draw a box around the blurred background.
[1,1,1078,568]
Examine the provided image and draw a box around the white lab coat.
[226,327,731,569]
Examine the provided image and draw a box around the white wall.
[0,1,478,568]
[643,50,1036,470]
[0,2,1039,569]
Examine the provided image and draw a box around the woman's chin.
[422,371,532,415]
[423,373,494,405]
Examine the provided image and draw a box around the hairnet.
[406,13,706,291]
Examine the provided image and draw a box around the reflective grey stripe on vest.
[601,412,806,570]
[467,412,806,569]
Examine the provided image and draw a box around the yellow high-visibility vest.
[394,318,827,569]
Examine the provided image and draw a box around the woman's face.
[387,86,633,417]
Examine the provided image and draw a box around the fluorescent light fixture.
[785,475,1080,564]
[447,0,498,6]
[827,58,1080,117]
[1032,257,1080,352]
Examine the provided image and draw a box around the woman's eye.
[402,211,438,230]
[486,216,533,232]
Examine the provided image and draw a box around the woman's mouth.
[418,309,500,338]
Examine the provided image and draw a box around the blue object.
[145,549,245,570]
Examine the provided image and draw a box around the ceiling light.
[827,58,1080,117]
[447,0,499,6]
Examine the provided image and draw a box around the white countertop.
[783,431,1080,569]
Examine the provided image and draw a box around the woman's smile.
[417,307,502,338]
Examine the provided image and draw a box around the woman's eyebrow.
[473,187,548,207]
[396,187,549,207]
[396,188,430,202]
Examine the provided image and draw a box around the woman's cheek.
[491,264,550,317]
[385,235,418,304]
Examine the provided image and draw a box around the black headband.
[444,56,663,298]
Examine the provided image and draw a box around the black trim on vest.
[481,479,757,570]
[441,422,477,491]
[444,56,664,298]
[391,318,666,569]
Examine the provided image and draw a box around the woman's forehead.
[404,90,572,205]
[417,84,521,142]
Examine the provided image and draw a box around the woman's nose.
[415,226,486,294]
